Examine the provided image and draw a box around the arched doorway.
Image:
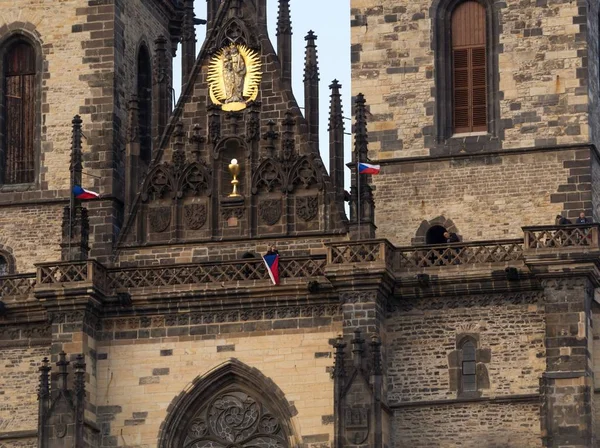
[158,360,297,448]
[426,225,447,245]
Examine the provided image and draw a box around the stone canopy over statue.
[208,43,261,111]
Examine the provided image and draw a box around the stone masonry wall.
[0,345,50,433]
[351,0,590,159]
[387,295,545,404]
[95,324,339,448]
[0,204,63,272]
[393,401,541,447]
[374,149,584,246]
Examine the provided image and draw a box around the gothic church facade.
[0,0,598,447]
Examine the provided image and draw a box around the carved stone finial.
[189,124,206,162]
[74,354,86,397]
[351,328,365,369]
[354,93,368,163]
[328,80,343,131]
[127,95,140,144]
[370,334,382,376]
[38,357,51,399]
[263,120,279,158]
[333,335,347,378]
[281,111,296,162]
[56,351,70,391]
[303,31,319,82]
[172,121,187,173]
[208,106,221,145]
[277,0,292,36]
[70,115,83,177]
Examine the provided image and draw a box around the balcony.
[0,224,598,301]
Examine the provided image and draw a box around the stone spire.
[61,115,89,261]
[350,93,376,239]
[304,30,319,152]
[277,0,292,88]
[181,0,197,87]
[153,35,171,144]
[328,79,345,208]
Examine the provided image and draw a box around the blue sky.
[172,0,352,175]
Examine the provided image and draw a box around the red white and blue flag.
[73,185,100,200]
[358,163,381,175]
[263,253,280,285]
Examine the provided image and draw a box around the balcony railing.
[397,239,524,268]
[0,273,36,298]
[523,224,600,249]
[106,256,326,290]
[3,224,599,300]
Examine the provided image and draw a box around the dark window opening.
[460,339,477,392]
[0,255,7,276]
[3,40,36,184]
[137,45,152,165]
[451,1,487,134]
[426,225,447,245]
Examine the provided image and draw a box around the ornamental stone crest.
[149,207,171,233]
[207,44,261,112]
[345,407,370,445]
[296,196,318,221]
[183,390,288,448]
[259,199,282,225]
[184,204,207,230]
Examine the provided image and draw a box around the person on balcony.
[556,215,571,225]
[443,231,460,264]
[576,211,589,224]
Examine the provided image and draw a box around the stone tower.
[352,0,600,446]
[0,0,183,271]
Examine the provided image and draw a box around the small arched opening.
[426,225,448,245]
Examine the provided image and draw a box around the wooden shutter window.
[451,1,487,134]
[4,41,36,184]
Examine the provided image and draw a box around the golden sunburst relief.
[207,44,262,112]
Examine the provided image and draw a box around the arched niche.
[216,137,248,197]
[414,216,459,245]
[157,359,300,448]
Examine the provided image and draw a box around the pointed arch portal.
[158,359,298,448]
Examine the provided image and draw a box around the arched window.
[158,360,297,448]
[137,44,152,165]
[2,40,36,184]
[451,1,486,133]
[460,338,477,392]
[433,0,499,146]
[0,254,8,276]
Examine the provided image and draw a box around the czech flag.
[263,253,280,285]
[358,163,381,175]
[73,185,100,200]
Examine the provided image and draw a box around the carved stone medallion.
[345,407,369,445]
[259,199,282,225]
[296,196,318,222]
[184,204,207,230]
[55,423,67,439]
[149,207,171,233]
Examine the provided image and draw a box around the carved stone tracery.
[183,391,287,448]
